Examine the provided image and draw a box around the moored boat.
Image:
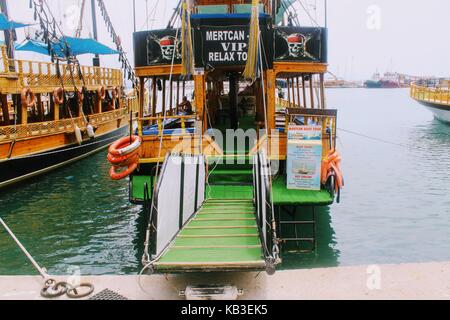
[108,0,344,276]
[411,80,450,123]
[0,2,138,189]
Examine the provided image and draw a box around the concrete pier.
[1,262,449,300]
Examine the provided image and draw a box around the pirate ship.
[0,0,138,189]
[109,0,343,275]
[411,79,450,123]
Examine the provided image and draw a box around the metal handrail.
[253,152,279,272]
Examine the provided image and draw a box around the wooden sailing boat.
[109,0,343,275]
[0,0,137,189]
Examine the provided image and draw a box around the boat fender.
[21,88,36,108]
[74,125,83,145]
[108,135,142,156]
[97,86,106,101]
[86,124,95,139]
[53,88,65,105]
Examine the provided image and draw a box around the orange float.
[109,163,138,181]
[97,86,106,100]
[21,88,36,108]
[107,135,141,180]
[53,88,65,105]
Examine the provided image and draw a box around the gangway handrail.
[253,151,280,273]
[143,153,206,264]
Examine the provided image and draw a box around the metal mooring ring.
[66,283,95,299]
[40,281,68,298]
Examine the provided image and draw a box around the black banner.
[134,29,182,68]
[274,27,327,63]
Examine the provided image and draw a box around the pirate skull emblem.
[159,36,177,60]
[287,33,306,58]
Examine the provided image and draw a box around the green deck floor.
[155,199,265,272]
[272,176,334,206]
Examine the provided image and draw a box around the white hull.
[425,106,450,123]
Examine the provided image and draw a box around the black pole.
[228,73,238,130]
[0,0,15,67]
[91,0,100,66]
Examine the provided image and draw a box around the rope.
[0,217,94,299]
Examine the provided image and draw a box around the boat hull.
[0,125,129,189]
[417,101,450,123]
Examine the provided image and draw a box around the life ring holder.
[21,88,36,109]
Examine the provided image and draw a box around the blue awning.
[62,37,120,55]
[0,13,32,30]
[15,37,119,57]
[15,39,64,57]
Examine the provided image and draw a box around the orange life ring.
[108,135,141,157]
[321,149,344,190]
[107,149,139,167]
[112,87,120,100]
[21,88,36,108]
[109,163,138,181]
[53,88,65,105]
[77,88,84,104]
[97,86,106,101]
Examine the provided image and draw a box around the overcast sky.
[4,0,450,80]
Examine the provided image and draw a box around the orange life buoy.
[107,135,141,180]
[112,87,120,100]
[107,149,139,167]
[77,88,84,104]
[97,86,106,101]
[108,135,141,157]
[109,163,138,181]
[53,88,65,105]
[321,149,344,191]
[21,88,36,108]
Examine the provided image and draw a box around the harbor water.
[1,88,449,275]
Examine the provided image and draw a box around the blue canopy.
[0,13,32,30]
[62,37,120,55]
[15,39,62,56]
[15,37,119,57]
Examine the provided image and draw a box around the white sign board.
[287,126,323,191]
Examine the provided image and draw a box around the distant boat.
[411,80,450,123]
[364,72,401,88]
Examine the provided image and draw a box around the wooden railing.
[0,46,122,91]
[0,108,128,143]
[411,82,450,106]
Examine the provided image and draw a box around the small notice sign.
[287,126,323,191]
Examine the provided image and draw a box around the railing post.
[179,156,185,230]
[1,46,9,73]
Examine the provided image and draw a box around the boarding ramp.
[144,153,279,274]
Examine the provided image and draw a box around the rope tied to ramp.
[0,217,94,299]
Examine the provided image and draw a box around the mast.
[133,0,136,32]
[0,0,15,63]
[91,0,100,66]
